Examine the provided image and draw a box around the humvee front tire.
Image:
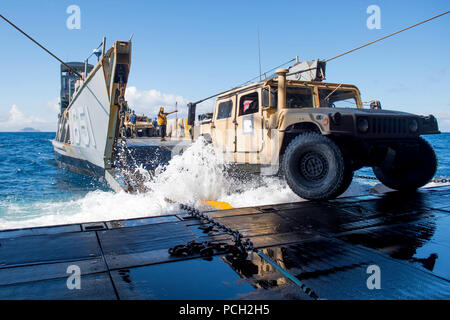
[282,133,350,200]
[372,137,437,191]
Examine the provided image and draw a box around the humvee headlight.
[409,119,419,132]
[357,118,369,133]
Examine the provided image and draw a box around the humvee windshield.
[286,87,314,108]
[318,88,357,108]
[262,86,358,108]
[136,116,149,122]
[262,87,314,108]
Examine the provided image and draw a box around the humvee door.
[211,96,236,154]
[235,90,263,153]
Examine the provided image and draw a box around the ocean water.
[0,132,448,230]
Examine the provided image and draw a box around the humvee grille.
[368,117,410,135]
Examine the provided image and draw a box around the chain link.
[168,200,254,258]
[355,174,450,184]
[354,174,379,181]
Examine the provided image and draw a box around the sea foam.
[0,138,373,230]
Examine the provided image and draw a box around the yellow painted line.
[199,200,233,210]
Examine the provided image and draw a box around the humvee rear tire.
[282,133,349,200]
[372,137,437,191]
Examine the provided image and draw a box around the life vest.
[158,112,167,125]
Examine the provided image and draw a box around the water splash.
[0,138,372,230]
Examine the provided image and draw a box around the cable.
[326,10,450,62]
[3,10,448,105]
[84,42,103,62]
[239,57,296,86]
[196,10,449,103]
[191,58,297,105]
[0,13,83,78]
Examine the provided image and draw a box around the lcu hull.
[52,40,132,181]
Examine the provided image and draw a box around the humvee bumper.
[328,113,440,138]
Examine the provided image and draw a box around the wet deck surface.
[126,137,191,148]
[0,186,449,300]
[126,137,191,169]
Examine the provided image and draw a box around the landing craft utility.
[52,38,132,188]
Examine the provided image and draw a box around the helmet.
[160,107,164,111]
[132,110,135,113]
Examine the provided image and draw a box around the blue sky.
[0,0,449,131]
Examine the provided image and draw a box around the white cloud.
[46,97,60,114]
[125,86,214,119]
[0,105,53,132]
[0,87,216,132]
[125,86,187,118]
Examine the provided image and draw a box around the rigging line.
[84,41,103,62]
[323,83,343,101]
[239,57,296,87]
[0,13,83,78]
[192,57,297,105]
[196,10,449,103]
[326,10,450,62]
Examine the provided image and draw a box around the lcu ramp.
[0,186,449,299]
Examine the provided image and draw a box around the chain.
[355,174,450,184]
[167,199,253,258]
[168,199,319,300]
[431,177,450,184]
[354,174,379,181]
[112,85,150,193]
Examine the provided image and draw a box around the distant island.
[19,127,41,132]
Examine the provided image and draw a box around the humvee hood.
[290,107,420,117]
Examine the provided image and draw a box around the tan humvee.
[187,63,440,200]
[123,112,155,137]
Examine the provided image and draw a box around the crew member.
[152,117,158,136]
[130,110,137,137]
[158,107,177,141]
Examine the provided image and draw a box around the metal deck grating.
[0,186,449,299]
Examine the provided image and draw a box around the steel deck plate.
[0,186,449,299]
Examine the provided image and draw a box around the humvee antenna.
[0,13,83,78]
[258,27,262,81]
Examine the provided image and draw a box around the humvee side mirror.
[370,100,382,110]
